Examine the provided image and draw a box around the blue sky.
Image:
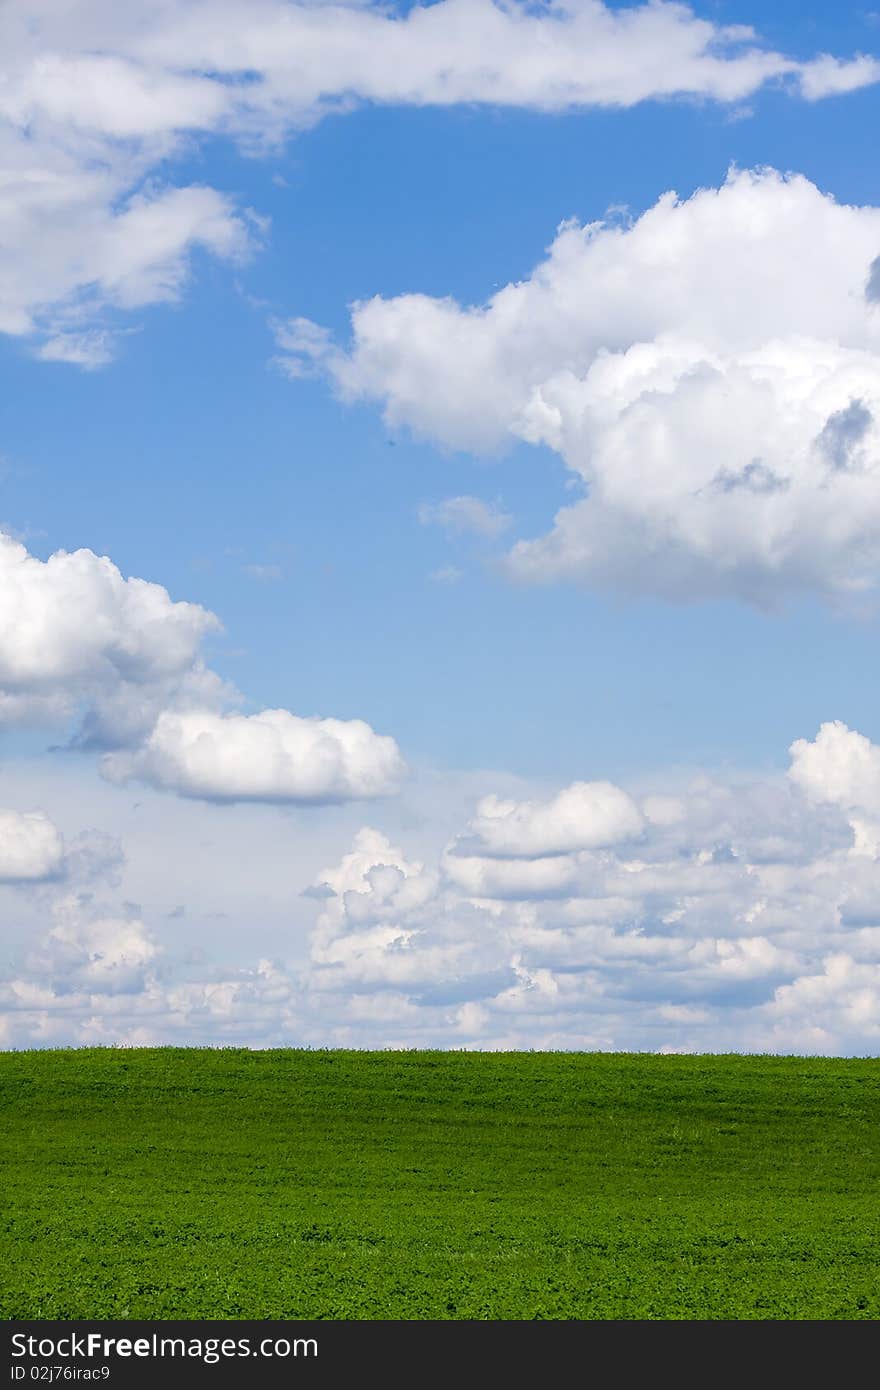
[5,66,880,776]
[3,0,880,1052]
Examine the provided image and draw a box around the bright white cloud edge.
[0,531,403,804]
[287,168,880,605]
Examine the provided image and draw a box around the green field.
[1,1047,878,1319]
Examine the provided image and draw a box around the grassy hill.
[1,1047,877,1319]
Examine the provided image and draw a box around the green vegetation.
[1,1047,878,1319]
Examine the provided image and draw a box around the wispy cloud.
[419,496,512,539]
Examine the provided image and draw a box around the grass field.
[1,1047,878,1320]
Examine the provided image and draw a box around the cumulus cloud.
[789,721,880,834]
[764,953,880,1052]
[290,727,880,1051]
[0,807,167,1033]
[4,720,880,1051]
[304,169,880,604]
[452,781,644,857]
[1,3,877,358]
[103,708,405,804]
[309,827,439,971]
[31,904,159,996]
[0,532,214,688]
[0,809,64,882]
[0,828,161,1043]
[0,531,220,743]
[0,531,403,804]
[277,722,880,1053]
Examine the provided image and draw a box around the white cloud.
[35,329,119,369]
[103,707,405,803]
[94,185,256,309]
[0,533,214,686]
[4,719,880,1051]
[1,828,161,1042]
[0,809,64,881]
[798,53,880,100]
[0,533,231,751]
[308,169,880,603]
[0,789,314,1047]
[308,827,439,973]
[293,724,880,1050]
[76,1,879,114]
[1,3,877,358]
[272,317,338,378]
[35,905,159,996]
[0,532,404,804]
[418,495,512,539]
[0,531,219,740]
[0,125,256,346]
[789,720,880,817]
[763,954,880,1053]
[452,781,644,857]
[442,850,580,899]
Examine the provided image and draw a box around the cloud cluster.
[0,800,299,1045]
[4,721,879,1053]
[298,723,880,1052]
[2,2,877,358]
[0,820,163,1043]
[0,532,403,804]
[294,169,880,603]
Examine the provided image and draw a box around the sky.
[2,0,880,1054]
